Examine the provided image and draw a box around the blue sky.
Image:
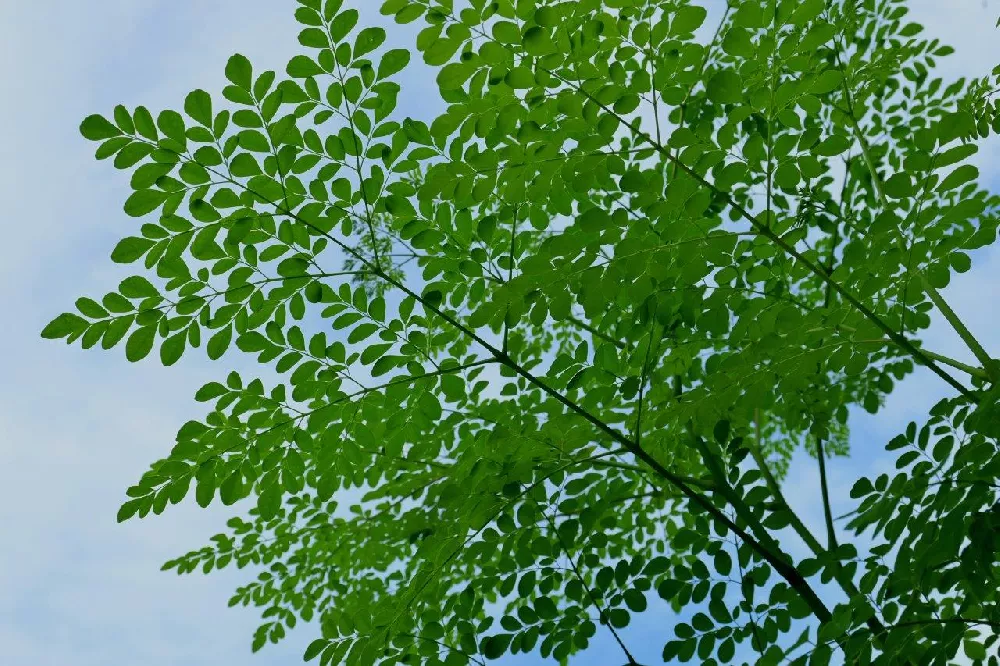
[1,1,998,664]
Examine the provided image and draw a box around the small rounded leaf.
[354,26,386,57]
[207,326,232,360]
[125,326,156,362]
[707,70,743,104]
[41,313,88,340]
[80,114,122,141]
[111,237,156,264]
[480,634,512,660]
[124,189,169,217]
[117,498,143,523]
[157,110,186,143]
[225,53,253,90]
[287,55,324,78]
[184,89,213,126]
[672,5,708,33]
[378,48,409,80]
[119,276,158,298]
[522,27,555,56]
[159,332,186,366]
[850,477,874,499]
[303,639,327,662]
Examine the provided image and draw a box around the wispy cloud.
[0,1,313,663]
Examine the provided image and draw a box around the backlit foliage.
[44,0,1000,663]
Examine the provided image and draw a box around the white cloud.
[0,1,315,664]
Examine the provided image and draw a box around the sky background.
[1,1,998,665]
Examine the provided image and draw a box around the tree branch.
[832,46,996,383]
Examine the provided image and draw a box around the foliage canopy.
[45,0,1000,663]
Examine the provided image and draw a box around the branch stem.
[835,52,995,382]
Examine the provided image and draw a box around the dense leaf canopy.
[45,0,1000,664]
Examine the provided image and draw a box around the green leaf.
[810,69,843,95]
[733,3,764,28]
[125,326,156,362]
[437,63,472,90]
[964,639,987,661]
[41,313,88,340]
[713,420,730,444]
[230,153,262,177]
[938,164,978,192]
[195,382,227,402]
[299,28,328,48]
[129,107,156,140]
[184,89,213,126]
[535,6,559,27]
[254,71,276,100]
[295,6,323,26]
[119,276,158,298]
[277,257,309,277]
[130,163,173,190]
[157,110,186,143]
[76,297,108,319]
[117,498,143,523]
[949,251,972,273]
[80,114,122,141]
[492,21,520,44]
[481,634,512,660]
[714,550,733,576]
[850,477,874,499]
[238,130,270,152]
[672,5,707,33]
[111,237,156,263]
[354,27,385,57]
[706,70,742,104]
[607,608,630,628]
[112,106,132,134]
[257,485,282,519]
[114,142,154,169]
[287,55,325,78]
[194,146,224,167]
[303,639,327,662]
[123,190,169,217]
[377,48,410,79]
[225,53,253,90]
[522,27,555,56]
[179,161,211,185]
[883,173,913,199]
[207,326,233,360]
[160,332,186,366]
[330,9,359,42]
[722,27,755,58]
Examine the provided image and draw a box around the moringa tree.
[43,0,1000,663]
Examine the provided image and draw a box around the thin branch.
[890,617,1000,631]
[397,632,486,666]
[590,458,714,491]
[633,324,660,446]
[919,278,997,380]
[832,46,995,382]
[536,492,639,665]
[671,2,732,180]
[854,338,990,379]
[815,435,838,550]
[567,315,627,350]
[748,411,884,636]
[503,205,518,354]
